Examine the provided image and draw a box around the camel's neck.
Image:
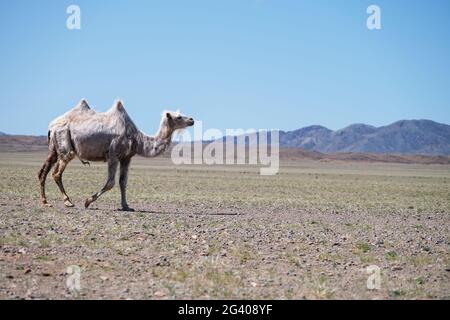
[136,121,174,158]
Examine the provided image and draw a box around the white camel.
[37,99,194,211]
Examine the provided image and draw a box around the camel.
[37,99,194,211]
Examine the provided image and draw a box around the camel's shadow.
[86,207,240,216]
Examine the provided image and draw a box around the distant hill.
[0,135,47,152]
[0,131,7,136]
[278,120,450,155]
[2,119,450,163]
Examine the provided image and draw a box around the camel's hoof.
[84,198,92,209]
[120,206,135,212]
[41,202,53,208]
[64,200,75,208]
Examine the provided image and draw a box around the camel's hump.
[49,99,94,128]
[109,100,127,113]
[74,98,91,111]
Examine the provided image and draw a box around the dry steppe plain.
[0,151,449,299]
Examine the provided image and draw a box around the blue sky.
[0,0,449,135]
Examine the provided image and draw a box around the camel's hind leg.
[37,148,58,207]
[52,157,75,207]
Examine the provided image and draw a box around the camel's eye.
[176,116,182,120]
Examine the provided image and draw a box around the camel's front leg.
[119,158,134,212]
[85,159,118,209]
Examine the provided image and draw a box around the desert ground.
[0,151,449,299]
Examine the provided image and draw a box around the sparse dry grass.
[0,152,449,299]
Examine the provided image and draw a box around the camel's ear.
[166,112,172,120]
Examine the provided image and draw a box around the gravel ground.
[0,152,449,299]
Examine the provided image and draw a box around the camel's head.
[165,111,195,130]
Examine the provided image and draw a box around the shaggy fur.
[37,99,194,211]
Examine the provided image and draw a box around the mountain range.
[277,120,450,155]
[1,119,450,155]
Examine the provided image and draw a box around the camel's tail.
[79,158,90,166]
